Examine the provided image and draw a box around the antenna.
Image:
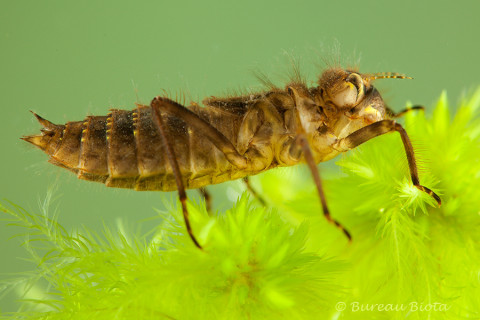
[365,72,413,81]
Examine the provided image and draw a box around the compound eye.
[331,73,365,108]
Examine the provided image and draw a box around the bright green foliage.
[2,89,480,319]
[0,196,344,320]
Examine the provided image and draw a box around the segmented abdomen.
[24,104,247,191]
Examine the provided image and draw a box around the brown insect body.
[22,68,386,191]
[23,66,441,248]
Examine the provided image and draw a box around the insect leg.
[296,134,352,240]
[151,98,202,249]
[242,177,266,206]
[198,187,212,213]
[286,86,351,239]
[386,105,424,118]
[152,97,248,169]
[334,120,441,205]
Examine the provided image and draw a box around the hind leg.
[198,187,212,213]
[151,98,202,249]
[151,97,251,249]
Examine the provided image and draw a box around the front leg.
[334,120,441,205]
[386,105,424,118]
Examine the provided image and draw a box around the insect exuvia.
[22,67,441,249]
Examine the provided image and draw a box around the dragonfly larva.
[22,67,441,249]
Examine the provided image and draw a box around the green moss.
[0,196,344,320]
[2,89,480,319]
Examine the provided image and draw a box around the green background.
[1,0,479,313]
